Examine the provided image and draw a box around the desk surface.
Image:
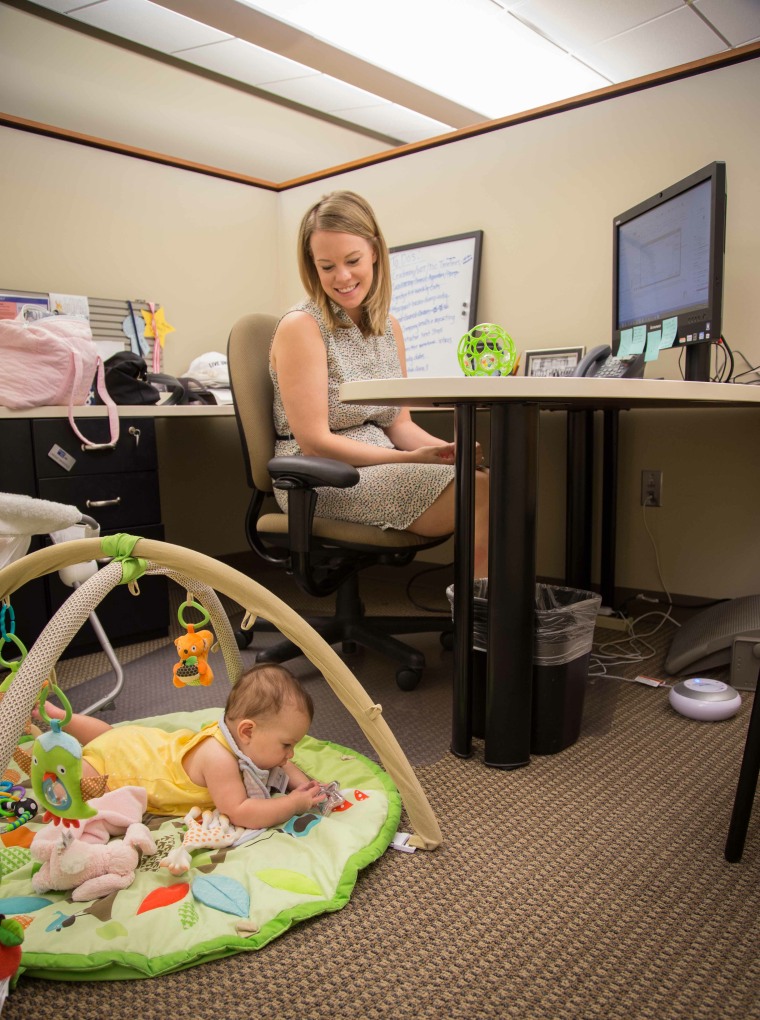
[341,375,760,410]
[0,403,235,419]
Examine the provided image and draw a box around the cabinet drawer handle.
[85,497,122,508]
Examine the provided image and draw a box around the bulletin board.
[390,231,483,377]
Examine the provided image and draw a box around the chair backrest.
[227,313,279,496]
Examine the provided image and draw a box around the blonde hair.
[225,664,314,724]
[297,190,392,336]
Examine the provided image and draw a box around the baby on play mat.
[40,664,328,830]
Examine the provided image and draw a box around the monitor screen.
[612,162,726,381]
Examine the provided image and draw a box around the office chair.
[227,313,453,690]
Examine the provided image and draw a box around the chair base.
[237,573,452,690]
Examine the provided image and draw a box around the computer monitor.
[612,161,727,382]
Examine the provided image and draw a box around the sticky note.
[645,330,662,362]
[661,316,678,349]
[618,328,633,357]
[630,325,647,355]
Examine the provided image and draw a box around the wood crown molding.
[2,40,759,192]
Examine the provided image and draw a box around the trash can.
[446,581,601,754]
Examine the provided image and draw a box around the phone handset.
[573,345,611,377]
[573,344,645,379]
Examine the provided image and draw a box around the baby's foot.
[32,700,67,725]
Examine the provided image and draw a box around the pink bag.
[0,313,119,449]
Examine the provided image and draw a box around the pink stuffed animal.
[31,822,157,901]
[29,786,157,901]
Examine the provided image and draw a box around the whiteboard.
[390,231,483,377]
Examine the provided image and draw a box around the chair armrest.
[267,456,359,490]
[266,456,364,591]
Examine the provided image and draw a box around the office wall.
[278,58,760,601]
[2,39,759,597]
[0,3,387,181]
[0,125,278,555]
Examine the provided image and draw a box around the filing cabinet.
[1,415,168,654]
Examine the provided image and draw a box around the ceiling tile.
[694,0,760,46]
[576,6,727,82]
[509,0,682,51]
[69,0,232,53]
[336,104,453,144]
[177,37,317,87]
[262,74,391,114]
[20,0,106,12]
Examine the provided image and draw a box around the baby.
[45,663,326,830]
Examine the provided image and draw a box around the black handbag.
[99,352,160,405]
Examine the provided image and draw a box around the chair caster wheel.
[440,629,454,651]
[235,628,253,650]
[396,668,422,691]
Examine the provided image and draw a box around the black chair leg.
[725,666,760,862]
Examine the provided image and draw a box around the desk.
[340,376,760,767]
[0,403,235,648]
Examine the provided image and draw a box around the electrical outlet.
[641,469,663,506]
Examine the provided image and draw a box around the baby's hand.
[288,780,326,815]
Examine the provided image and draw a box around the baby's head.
[225,664,314,770]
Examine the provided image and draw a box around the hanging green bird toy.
[22,686,107,827]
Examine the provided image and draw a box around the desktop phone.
[572,344,645,379]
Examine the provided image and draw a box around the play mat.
[0,533,442,984]
[0,709,400,981]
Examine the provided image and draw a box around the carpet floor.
[2,557,757,1020]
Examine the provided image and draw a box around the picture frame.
[523,346,585,377]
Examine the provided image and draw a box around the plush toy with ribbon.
[160,806,245,876]
[173,599,215,688]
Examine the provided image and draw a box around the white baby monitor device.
[669,678,742,721]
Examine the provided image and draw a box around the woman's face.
[309,230,377,325]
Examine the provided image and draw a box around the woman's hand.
[402,442,486,467]
[404,443,456,465]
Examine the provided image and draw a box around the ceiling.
[16,0,758,145]
[17,0,760,148]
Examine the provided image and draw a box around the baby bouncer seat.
[0,492,123,715]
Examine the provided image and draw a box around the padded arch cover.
[0,538,442,850]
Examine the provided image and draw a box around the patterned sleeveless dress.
[270,300,455,530]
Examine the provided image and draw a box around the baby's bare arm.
[283,760,312,788]
[190,740,324,829]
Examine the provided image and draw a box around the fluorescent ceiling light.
[234,0,609,118]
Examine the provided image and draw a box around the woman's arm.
[271,311,451,467]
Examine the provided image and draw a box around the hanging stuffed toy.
[172,599,215,688]
[14,685,107,827]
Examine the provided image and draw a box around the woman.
[269,190,489,578]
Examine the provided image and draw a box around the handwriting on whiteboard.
[390,233,481,377]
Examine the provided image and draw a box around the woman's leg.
[406,470,490,578]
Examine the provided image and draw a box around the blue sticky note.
[661,316,678,349]
[630,325,647,355]
[645,330,662,362]
[618,328,633,357]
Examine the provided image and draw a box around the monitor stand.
[685,343,712,382]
